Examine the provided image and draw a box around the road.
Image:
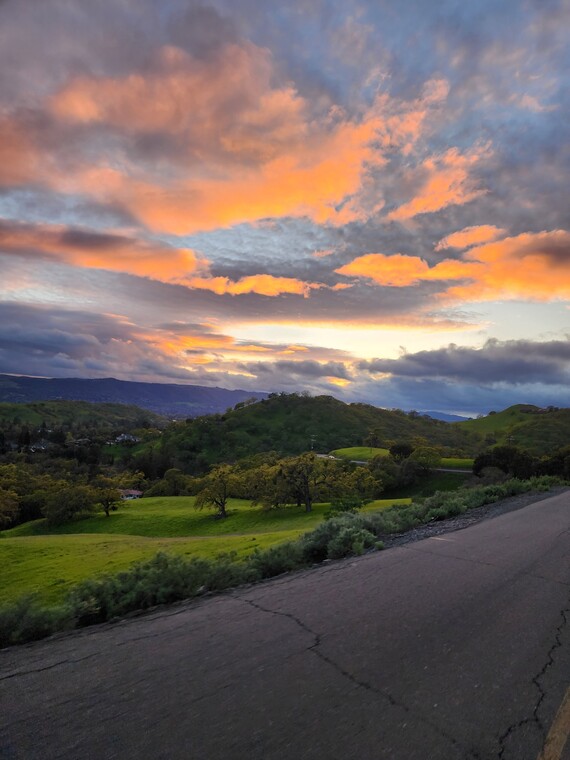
[1,491,569,760]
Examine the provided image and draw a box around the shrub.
[301,513,379,563]
[0,596,71,648]
[327,526,377,559]
[67,553,257,626]
[249,542,305,578]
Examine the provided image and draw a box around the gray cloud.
[348,376,570,417]
[360,338,570,386]
[239,359,352,380]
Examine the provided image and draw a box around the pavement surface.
[1,491,570,760]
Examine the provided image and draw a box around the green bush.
[327,526,377,559]
[67,553,257,626]
[300,513,380,563]
[249,542,305,578]
[0,596,71,648]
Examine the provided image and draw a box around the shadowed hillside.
[146,393,482,474]
[455,404,570,455]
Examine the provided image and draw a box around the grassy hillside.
[154,394,481,472]
[331,446,390,460]
[330,446,473,470]
[1,495,410,604]
[456,404,570,455]
[0,400,165,431]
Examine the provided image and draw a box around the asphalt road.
[2,492,570,760]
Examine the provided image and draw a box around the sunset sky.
[1,0,569,415]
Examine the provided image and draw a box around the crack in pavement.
[497,599,570,759]
[0,651,99,681]
[237,595,482,760]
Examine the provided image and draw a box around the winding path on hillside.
[2,492,570,759]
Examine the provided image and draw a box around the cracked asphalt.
[1,491,569,760]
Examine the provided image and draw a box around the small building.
[119,489,143,500]
[115,434,141,445]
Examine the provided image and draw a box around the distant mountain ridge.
[421,411,471,422]
[0,375,267,418]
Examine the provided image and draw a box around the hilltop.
[455,404,570,455]
[151,393,482,473]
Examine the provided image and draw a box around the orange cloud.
[0,221,208,283]
[43,45,453,234]
[386,145,490,222]
[435,225,506,250]
[326,376,351,387]
[281,345,310,354]
[445,230,570,302]
[51,44,309,163]
[187,274,320,297]
[0,220,326,297]
[336,253,432,286]
[0,118,41,188]
[336,230,570,304]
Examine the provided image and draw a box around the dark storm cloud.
[359,339,570,386]
[0,303,137,355]
[349,376,570,417]
[238,359,352,380]
[0,302,195,382]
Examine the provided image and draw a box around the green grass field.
[0,496,411,605]
[330,446,390,460]
[455,405,538,436]
[439,457,474,470]
[330,447,472,470]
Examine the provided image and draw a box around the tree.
[0,488,19,528]
[363,429,382,448]
[194,464,237,518]
[92,476,122,517]
[389,442,414,462]
[473,446,535,479]
[328,466,377,514]
[146,468,191,497]
[369,455,399,492]
[277,453,338,513]
[409,446,441,472]
[43,485,98,526]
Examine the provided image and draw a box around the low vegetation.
[0,475,564,648]
[1,496,411,604]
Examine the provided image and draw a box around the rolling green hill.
[150,393,482,472]
[455,404,570,455]
[1,495,410,604]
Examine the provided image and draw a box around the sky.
[0,0,569,415]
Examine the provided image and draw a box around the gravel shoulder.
[382,485,570,549]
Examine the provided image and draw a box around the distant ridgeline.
[0,387,567,469]
[0,375,267,418]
